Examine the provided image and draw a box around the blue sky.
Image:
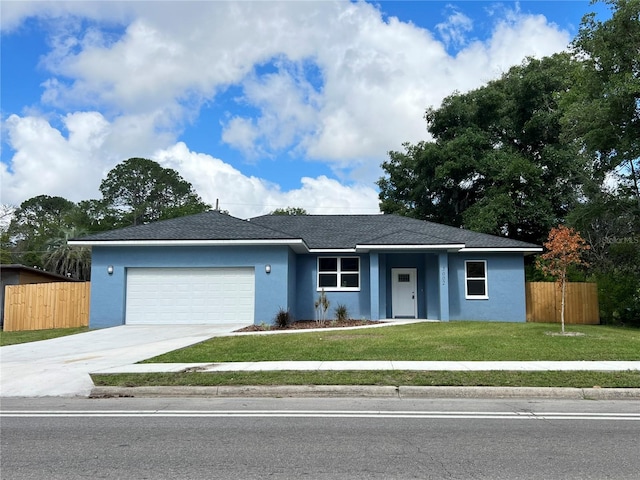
[1,1,610,218]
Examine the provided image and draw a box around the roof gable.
[362,229,462,247]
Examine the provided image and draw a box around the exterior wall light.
[265,264,271,274]
[107,265,114,275]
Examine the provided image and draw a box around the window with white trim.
[465,260,488,299]
[317,257,360,291]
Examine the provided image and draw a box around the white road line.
[2,410,639,421]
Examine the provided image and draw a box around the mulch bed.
[235,319,382,332]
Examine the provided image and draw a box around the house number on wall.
[441,267,447,286]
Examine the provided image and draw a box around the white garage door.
[126,267,255,325]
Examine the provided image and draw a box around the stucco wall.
[448,253,526,322]
[89,245,292,328]
[293,251,526,322]
[294,254,371,321]
[89,246,529,328]
[425,254,440,319]
[286,249,297,320]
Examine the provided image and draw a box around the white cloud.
[485,13,569,72]
[153,142,379,218]
[436,7,474,48]
[2,1,573,214]
[214,1,571,183]
[1,113,109,205]
[220,117,261,158]
[0,1,134,33]
[0,114,379,217]
[0,110,177,206]
[36,2,334,113]
[246,65,321,149]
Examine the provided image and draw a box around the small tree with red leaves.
[537,225,590,333]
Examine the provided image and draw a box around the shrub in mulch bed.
[235,319,382,332]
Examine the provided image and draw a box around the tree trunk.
[560,273,566,334]
[629,158,640,210]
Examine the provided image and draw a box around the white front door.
[391,268,417,318]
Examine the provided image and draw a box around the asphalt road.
[2,397,639,479]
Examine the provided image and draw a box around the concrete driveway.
[0,324,248,397]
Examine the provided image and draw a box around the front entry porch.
[369,251,450,322]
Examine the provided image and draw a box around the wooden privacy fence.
[3,282,90,332]
[526,282,599,325]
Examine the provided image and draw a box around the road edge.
[89,385,640,400]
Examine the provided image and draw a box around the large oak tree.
[378,54,589,244]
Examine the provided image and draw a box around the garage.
[125,267,255,325]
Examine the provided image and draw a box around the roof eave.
[68,238,309,253]
[356,244,466,252]
[308,248,358,254]
[459,247,542,254]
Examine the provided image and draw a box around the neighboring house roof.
[70,211,541,253]
[0,264,80,282]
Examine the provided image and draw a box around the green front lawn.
[95,322,640,388]
[145,322,640,363]
[0,327,89,346]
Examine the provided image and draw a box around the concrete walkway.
[94,360,640,374]
[92,359,640,400]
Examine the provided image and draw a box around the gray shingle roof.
[74,211,296,242]
[249,214,540,249]
[73,211,540,250]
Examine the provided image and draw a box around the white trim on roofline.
[459,247,542,253]
[310,244,466,253]
[309,248,358,254]
[68,239,541,254]
[356,244,466,251]
[68,238,309,252]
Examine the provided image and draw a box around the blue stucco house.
[70,211,541,328]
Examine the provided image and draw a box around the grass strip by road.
[91,370,640,389]
[0,327,89,346]
[145,322,640,363]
